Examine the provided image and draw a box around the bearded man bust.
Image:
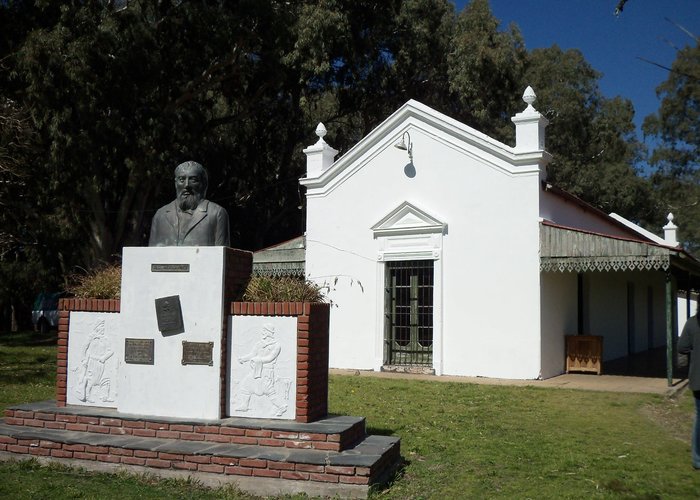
[149,161,230,247]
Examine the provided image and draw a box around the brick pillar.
[229,301,330,423]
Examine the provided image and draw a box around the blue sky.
[453,0,699,141]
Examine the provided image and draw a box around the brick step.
[4,401,364,452]
[0,421,400,492]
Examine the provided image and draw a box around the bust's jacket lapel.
[182,200,209,242]
[163,201,179,236]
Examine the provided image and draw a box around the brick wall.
[230,302,330,423]
[0,433,378,485]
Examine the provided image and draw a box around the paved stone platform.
[0,402,401,499]
[332,368,688,396]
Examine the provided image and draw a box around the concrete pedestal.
[118,247,228,419]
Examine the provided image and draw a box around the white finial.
[315,122,327,143]
[303,122,338,178]
[523,86,536,109]
[512,86,548,154]
[663,212,679,246]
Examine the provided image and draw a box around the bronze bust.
[149,161,230,247]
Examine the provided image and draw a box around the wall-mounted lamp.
[394,131,413,163]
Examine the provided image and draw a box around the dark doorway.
[384,260,433,366]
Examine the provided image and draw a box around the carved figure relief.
[233,324,289,416]
[229,316,296,419]
[72,319,116,403]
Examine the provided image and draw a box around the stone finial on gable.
[511,86,549,152]
[314,123,328,144]
[663,212,679,246]
[303,122,339,179]
[522,85,537,110]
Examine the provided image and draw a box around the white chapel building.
[257,88,700,381]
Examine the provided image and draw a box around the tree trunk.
[10,299,18,332]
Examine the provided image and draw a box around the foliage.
[523,46,658,225]
[644,41,700,251]
[447,0,526,142]
[0,0,682,319]
[66,264,122,299]
[243,275,325,303]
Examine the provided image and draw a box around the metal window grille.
[384,260,433,366]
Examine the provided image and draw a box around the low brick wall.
[56,299,121,407]
[2,408,364,452]
[230,302,330,423]
[0,434,375,485]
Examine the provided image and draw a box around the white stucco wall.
[540,269,669,375]
[539,272,577,379]
[677,294,698,336]
[540,189,639,238]
[584,270,667,361]
[305,116,544,379]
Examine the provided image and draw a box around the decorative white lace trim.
[540,255,670,273]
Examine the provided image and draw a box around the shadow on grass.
[369,456,410,496]
[366,426,397,436]
[0,361,56,385]
[0,331,57,347]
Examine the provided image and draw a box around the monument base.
[1,402,400,498]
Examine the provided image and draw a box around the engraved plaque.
[154,295,184,335]
[124,338,155,365]
[151,263,190,273]
[182,341,214,366]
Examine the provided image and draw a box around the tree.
[447,0,527,142]
[0,0,672,329]
[523,45,657,223]
[643,42,700,251]
[10,1,300,261]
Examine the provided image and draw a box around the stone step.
[4,401,365,452]
[0,420,400,498]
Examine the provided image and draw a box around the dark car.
[32,292,63,333]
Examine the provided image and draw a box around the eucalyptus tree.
[0,0,670,312]
[643,41,700,250]
[447,0,527,142]
[523,45,656,223]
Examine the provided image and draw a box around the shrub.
[66,264,122,299]
[243,275,325,303]
[65,267,326,303]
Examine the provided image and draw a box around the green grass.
[0,459,264,499]
[0,330,57,410]
[1,331,699,498]
[330,376,700,499]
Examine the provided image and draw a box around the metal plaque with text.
[182,341,214,366]
[154,295,184,335]
[151,263,190,273]
[124,338,155,365]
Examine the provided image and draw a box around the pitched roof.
[301,99,551,195]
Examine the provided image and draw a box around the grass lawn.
[1,330,699,498]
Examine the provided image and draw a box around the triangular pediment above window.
[371,201,446,237]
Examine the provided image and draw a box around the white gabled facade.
[301,91,551,379]
[296,88,698,381]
